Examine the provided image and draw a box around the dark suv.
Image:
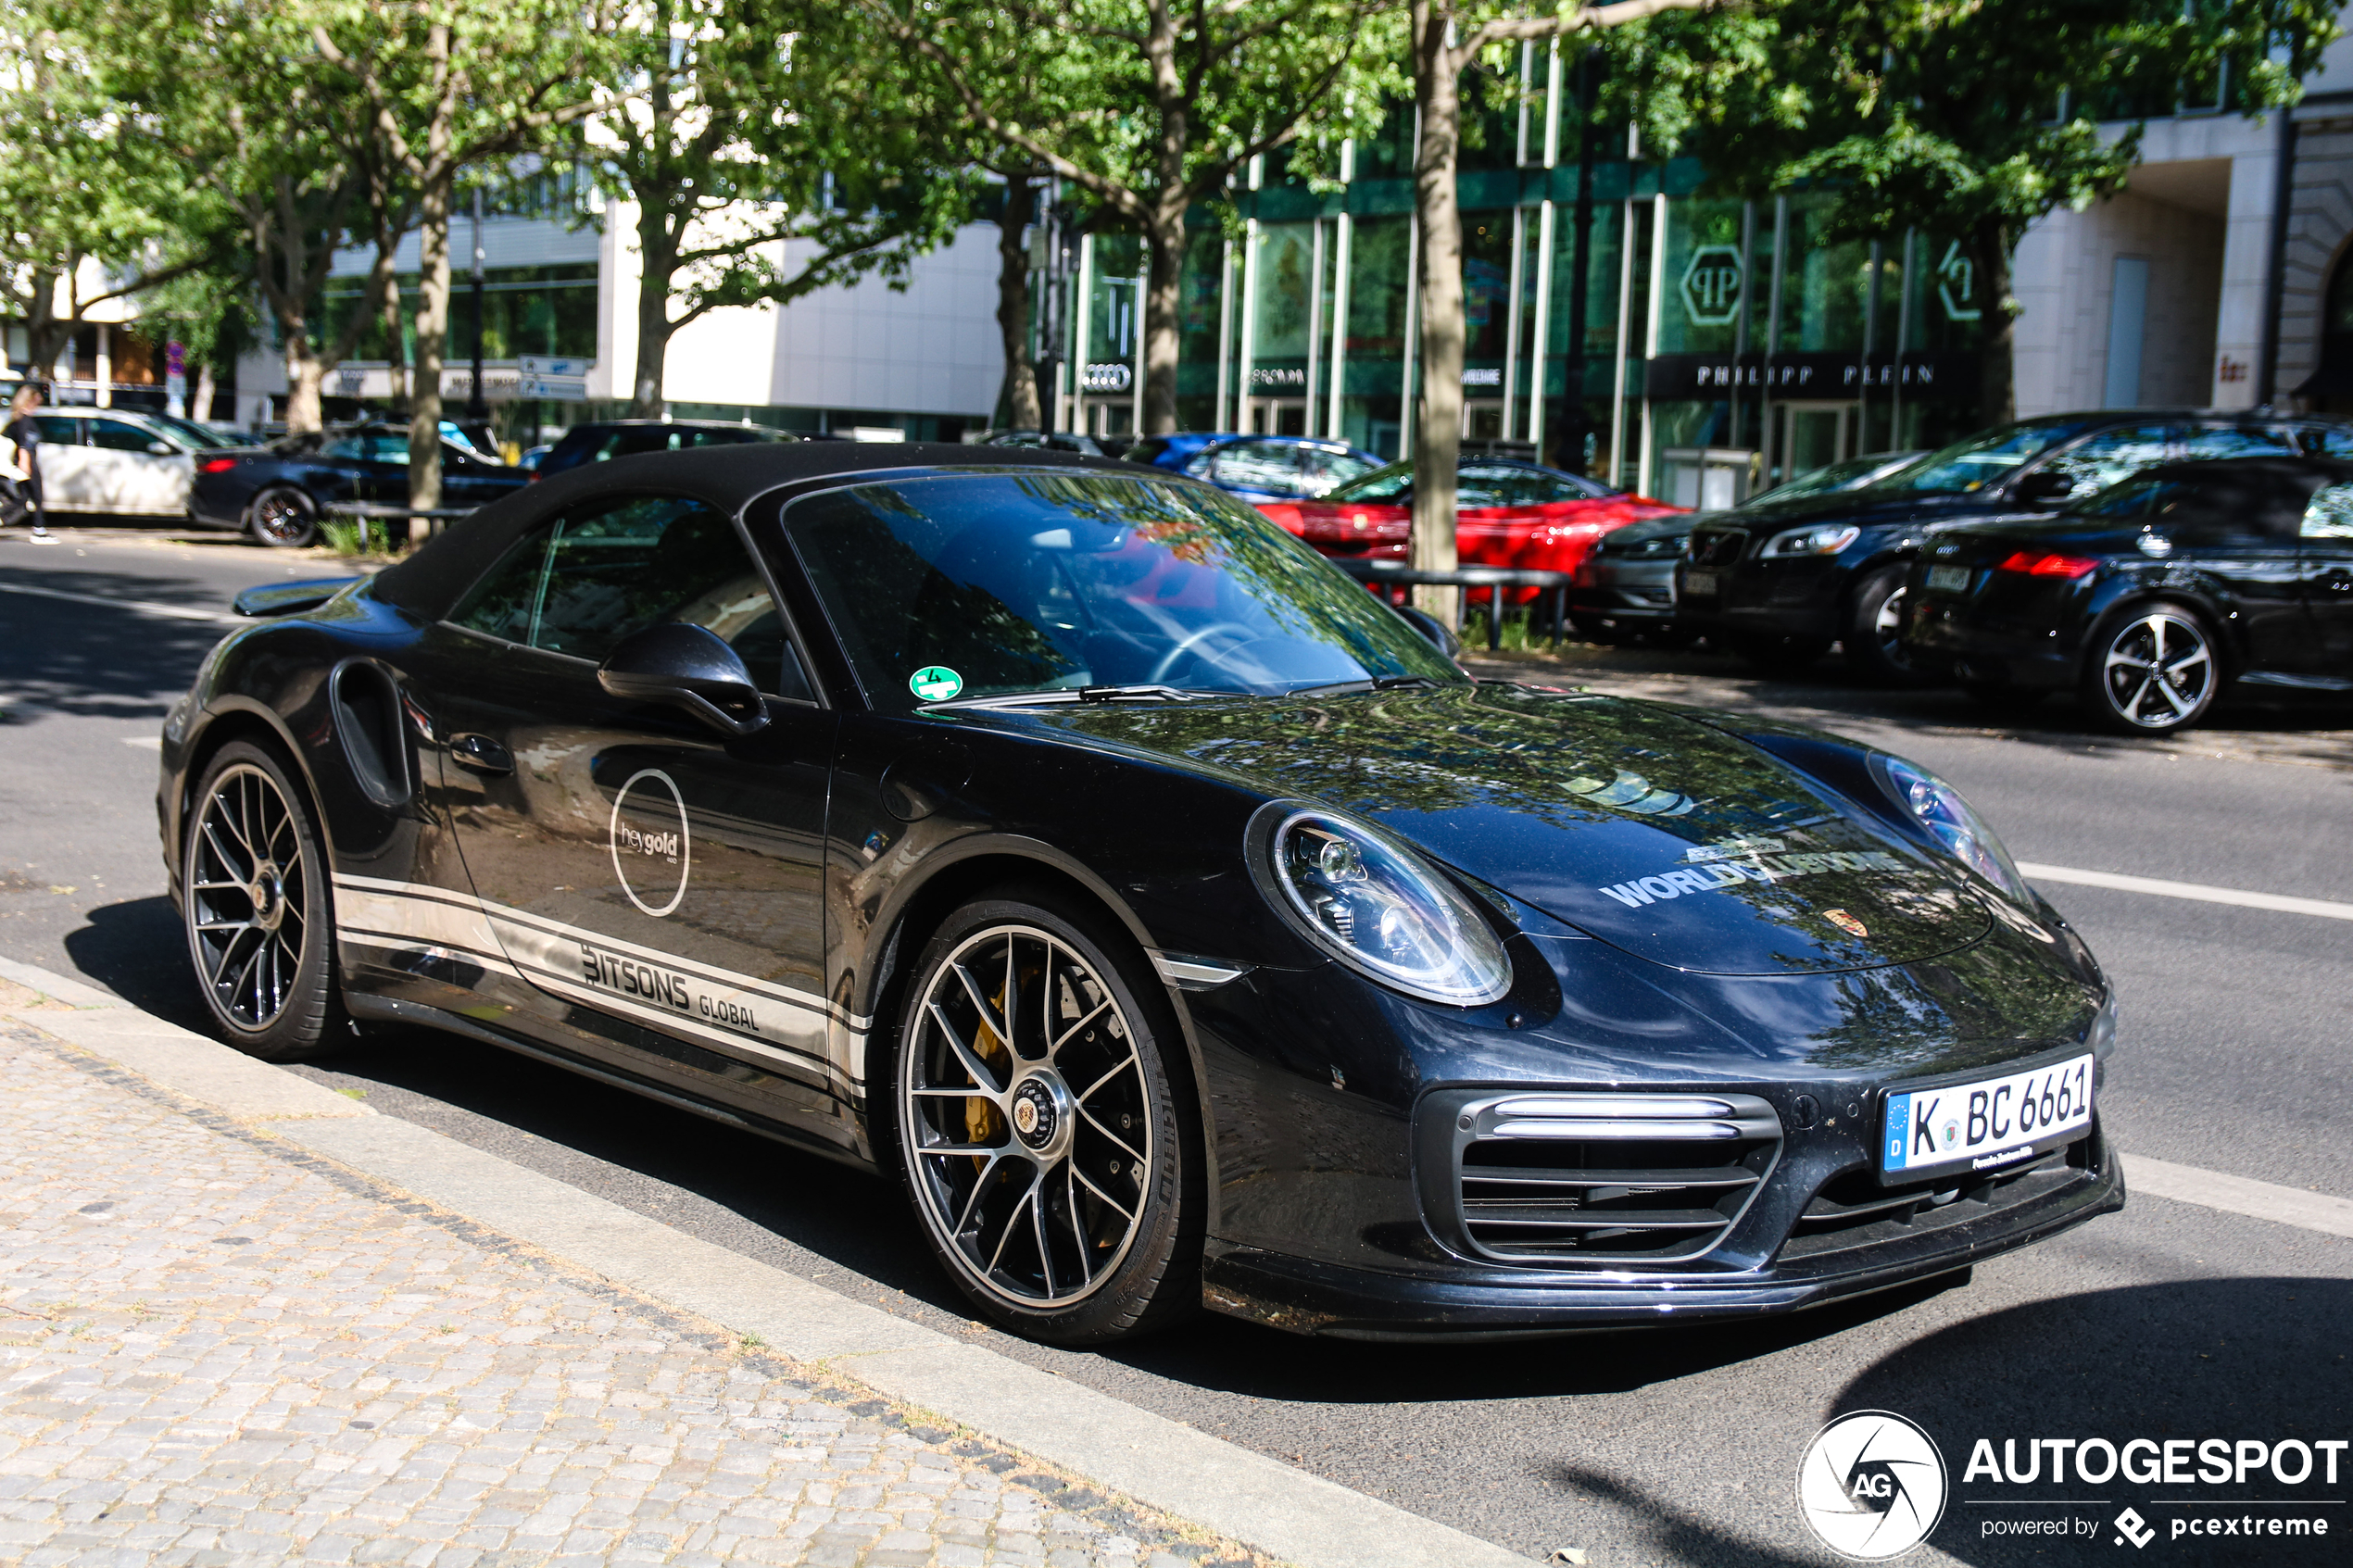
[1675,412,2353,681]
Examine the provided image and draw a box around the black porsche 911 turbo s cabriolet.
[159,443,2122,1344]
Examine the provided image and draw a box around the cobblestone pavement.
[0,1023,1254,1568]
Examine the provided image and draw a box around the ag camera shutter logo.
[1797,1410,1948,1559]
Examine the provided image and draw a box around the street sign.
[517,356,594,403]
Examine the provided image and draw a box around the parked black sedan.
[532,418,796,481]
[1903,456,2353,734]
[161,442,2120,1344]
[1678,411,2350,682]
[190,423,528,546]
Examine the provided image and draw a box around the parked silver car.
[11,405,245,520]
[1569,451,1926,643]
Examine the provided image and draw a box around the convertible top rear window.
[780,471,1461,711]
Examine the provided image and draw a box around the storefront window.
[1655,197,1747,358]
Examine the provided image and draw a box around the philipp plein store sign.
[1643,351,1979,403]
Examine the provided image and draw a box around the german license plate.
[1926,564,1970,594]
[1881,1054,2094,1184]
[1683,571,1718,596]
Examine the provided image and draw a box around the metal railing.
[1327,558,1576,651]
[323,501,479,543]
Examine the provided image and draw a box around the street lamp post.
[466,185,488,422]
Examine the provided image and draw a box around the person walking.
[4,382,54,542]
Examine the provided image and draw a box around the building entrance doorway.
[1772,401,1856,486]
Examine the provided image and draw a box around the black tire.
[246,485,319,548]
[2077,602,2221,736]
[1568,611,1622,646]
[1727,630,1833,671]
[182,740,345,1060]
[1962,682,2046,713]
[1843,565,1928,685]
[881,887,1202,1345]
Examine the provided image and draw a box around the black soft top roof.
[368,442,1146,621]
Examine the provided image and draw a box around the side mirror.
[146,440,175,457]
[2012,470,2077,508]
[1391,604,1463,659]
[598,623,769,738]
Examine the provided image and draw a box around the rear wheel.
[1728,630,1833,671]
[1843,565,1926,684]
[246,486,319,548]
[182,741,344,1060]
[886,891,1201,1344]
[2079,603,2219,735]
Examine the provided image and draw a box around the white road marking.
[2019,861,2353,922]
[120,735,163,750]
[0,579,241,624]
[2124,1152,2353,1239]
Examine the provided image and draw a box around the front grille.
[1685,527,1749,569]
[1452,1092,1780,1262]
[1778,1138,2095,1261]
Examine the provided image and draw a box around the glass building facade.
[1051,61,1994,501]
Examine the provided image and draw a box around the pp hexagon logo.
[1681,245,1743,324]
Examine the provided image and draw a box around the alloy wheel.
[900,923,1155,1307]
[250,490,316,546]
[2098,608,2213,729]
[186,762,309,1031]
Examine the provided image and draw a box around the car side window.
[363,433,411,463]
[2180,425,2297,462]
[2306,428,2353,459]
[2302,483,2353,539]
[2035,425,2173,495]
[450,494,813,699]
[1458,464,1541,508]
[90,419,163,453]
[321,437,367,460]
[32,416,82,445]
[1211,440,1303,496]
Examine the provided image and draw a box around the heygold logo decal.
[608,769,690,917]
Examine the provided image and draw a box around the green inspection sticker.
[909,666,963,702]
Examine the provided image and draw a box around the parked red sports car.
[1255,456,1684,597]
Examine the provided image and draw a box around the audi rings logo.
[1798,1411,1949,1560]
[608,770,690,917]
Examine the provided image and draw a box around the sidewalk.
[0,1001,1246,1568]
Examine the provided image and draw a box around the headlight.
[1869,756,2031,903]
[1759,523,1860,558]
[1248,805,1512,1006]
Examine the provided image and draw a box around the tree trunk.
[631,197,678,419]
[995,175,1041,430]
[1974,220,2016,427]
[409,173,453,519]
[283,331,327,434]
[1141,209,1186,435]
[192,362,218,425]
[1409,6,1465,625]
[382,278,409,411]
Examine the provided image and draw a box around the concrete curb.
[0,955,1532,1568]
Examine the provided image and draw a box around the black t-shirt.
[4,415,36,473]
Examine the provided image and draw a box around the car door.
[2145,469,2310,674]
[31,415,98,510]
[432,490,848,1141]
[2297,480,2353,678]
[86,417,194,514]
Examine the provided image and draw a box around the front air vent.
[1447,1092,1781,1263]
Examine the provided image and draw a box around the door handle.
[448,732,513,775]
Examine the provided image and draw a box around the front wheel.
[1843,566,1927,685]
[182,740,345,1059]
[246,485,319,548]
[886,891,1201,1344]
[2079,604,2220,735]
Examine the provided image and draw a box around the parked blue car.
[1124,433,1385,503]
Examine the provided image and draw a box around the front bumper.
[1203,1124,2123,1338]
[1678,556,1849,640]
[1567,558,1679,622]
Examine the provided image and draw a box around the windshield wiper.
[927,684,1202,710]
[1290,674,1448,696]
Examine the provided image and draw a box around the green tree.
[311,0,615,511]
[1398,1,1713,621]
[1608,0,2347,423]
[588,0,975,417]
[864,0,1398,435]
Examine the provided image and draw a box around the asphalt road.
[4,524,2349,1567]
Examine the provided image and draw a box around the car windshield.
[1324,462,1412,504]
[1749,452,1913,505]
[148,413,237,449]
[1870,420,2108,495]
[782,471,1465,710]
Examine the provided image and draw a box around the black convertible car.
[1904,456,2353,734]
[190,423,527,546]
[159,444,2121,1343]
